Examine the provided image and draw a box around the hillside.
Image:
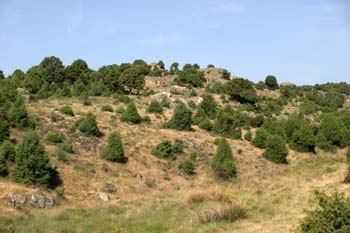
[0,58,350,232]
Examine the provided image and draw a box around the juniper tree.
[0,119,10,144]
[100,132,127,163]
[11,132,59,188]
[262,135,288,163]
[0,151,8,176]
[147,100,163,114]
[211,138,237,179]
[78,113,102,137]
[121,101,142,124]
[167,103,192,131]
[0,140,16,162]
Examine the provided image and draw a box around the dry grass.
[199,203,247,224]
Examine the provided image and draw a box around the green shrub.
[225,78,258,104]
[265,75,278,90]
[299,191,350,233]
[252,128,269,148]
[0,152,8,176]
[345,148,350,183]
[190,89,197,96]
[175,67,205,87]
[160,98,170,108]
[147,100,163,114]
[101,105,113,112]
[178,159,196,175]
[211,138,237,179]
[59,106,74,116]
[116,106,125,114]
[11,132,60,188]
[100,132,127,163]
[244,130,252,141]
[212,106,245,139]
[172,139,184,154]
[290,121,316,152]
[262,135,288,163]
[57,148,68,163]
[142,115,151,123]
[121,101,142,124]
[0,119,10,144]
[0,140,16,162]
[167,103,192,131]
[77,113,102,137]
[151,140,175,160]
[187,100,197,109]
[197,94,218,119]
[60,142,74,154]
[198,118,213,131]
[46,131,65,144]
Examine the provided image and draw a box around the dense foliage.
[211,138,237,179]
[167,103,192,131]
[100,132,127,163]
[121,101,143,124]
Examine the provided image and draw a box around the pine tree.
[167,103,192,131]
[211,138,237,179]
[262,135,288,163]
[121,101,142,124]
[100,132,127,163]
[11,132,59,188]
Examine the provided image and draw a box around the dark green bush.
[172,139,184,154]
[187,100,197,109]
[160,98,171,108]
[46,131,65,144]
[190,89,197,96]
[211,138,237,179]
[290,121,316,152]
[175,67,205,87]
[167,103,192,131]
[101,105,113,112]
[57,148,68,163]
[198,118,213,131]
[244,130,252,141]
[316,114,342,151]
[265,75,278,90]
[0,151,8,176]
[11,132,60,188]
[252,128,269,148]
[60,142,75,154]
[116,106,125,114]
[178,159,196,175]
[151,140,175,160]
[0,119,10,144]
[0,140,16,162]
[299,191,350,233]
[77,113,102,137]
[121,101,142,124]
[197,94,218,119]
[59,106,74,116]
[147,100,163,114]
[212,106,246,139]
[225,78,258,104]
[100,132,127,163]
[345,148,350,183]
[262,135,288,163]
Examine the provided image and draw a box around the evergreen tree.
[345,147,350,183]
[212,106,244,139]
[0,140,16,162]
[8,97,29,129]
[265,75,278,90]
[197,94,218,119]
[78,113,102,137]
[244,130,252,141]
[0,151,8,176]
[262,135,288,163]
[11,132,59,188]
[100,132,127,163]
[0,119,10,144]
[147,100,163,114]
[211,138,237,179]
[290,121,316,152]
[252,128,269,148]
[167,103,192,131]
[121,101,142,124]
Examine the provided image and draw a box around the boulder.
[97,193,109,202]
[30,194,55,208]
[8,194,27,207]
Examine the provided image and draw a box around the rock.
[152,91,171,101]
[197,97,203,104]
[171,85,190,96]
[8,194,27,207]
[97,193,109,202]
[30,194,55,208]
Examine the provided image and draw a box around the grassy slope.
[0,96,349,233]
